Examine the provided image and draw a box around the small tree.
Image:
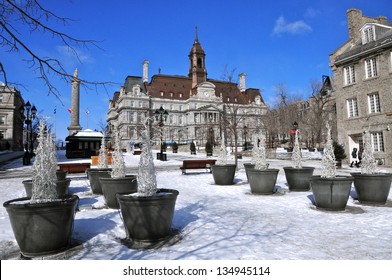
[333,141,346,161]
[254,132,268,170]
[97,135,108,169]
[321,123,336,178]
[291,130,302,168]
[216,134,228,165]
[190,141,196,154]
[31,120,57,202]
[110,125,125,179]
[205,141,213,156]
[137,119,157,196]
[361,130,376,175]
[172,142,178,152]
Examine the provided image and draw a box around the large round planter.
[310,176,354,211]
[86,168,112,194]
[100,175,137,209]
[23,179,71,198]
[247,168,279,195]
[243,163,255,181]
[56,170,68,181]
[212,164,236,185]
[117,188,179,243]
[283,167,315,191]
[350,172,392,204]
[3,195,79,258]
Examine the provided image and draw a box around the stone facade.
[330,8,392,166]
[107,34,268,149]
[0,84,24,150]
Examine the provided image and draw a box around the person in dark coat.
[350,147,358,167]
[356,147,363,167]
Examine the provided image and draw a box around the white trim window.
[365,57,377,78]
[347,98,358,117]
[343,65,355,85]
[371,132,384,152]
[362,26,375,44]
[368,92,381,114]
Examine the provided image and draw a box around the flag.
[68,108,72,113]
[54,108,56,114]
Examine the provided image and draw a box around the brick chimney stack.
[347,8,363,42]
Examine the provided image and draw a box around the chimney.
[142,60,149,83]
[376,16,388,25]
[347,8,363,42]
[239,73,246,92]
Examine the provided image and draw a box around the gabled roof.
[334,23,392,64]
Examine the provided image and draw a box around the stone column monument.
[67,69,82,135]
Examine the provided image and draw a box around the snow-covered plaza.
[1,150,392,260]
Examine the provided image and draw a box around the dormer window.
[362,25,375,44]
[132,84,141,96]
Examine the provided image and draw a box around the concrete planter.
[117,188,179,243]
[3,195,79,258]
[310,176,353,211]
[247,168,279,195]
[283,167,315,191]
[212,164,236,185]
[350,172,392,204]
[86,168,112,194]
[243,163,255,181]
[100,175,137,209]
[23,179,71,198]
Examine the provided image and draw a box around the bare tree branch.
[0,0,114,102]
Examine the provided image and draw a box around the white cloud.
[272,16,312,36]
[304,8,319,19]
[56,45,94,65]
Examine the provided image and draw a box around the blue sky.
[3,0,392,142]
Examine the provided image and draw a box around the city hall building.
[107,33,267,149]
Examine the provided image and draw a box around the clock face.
[204,91,209,97]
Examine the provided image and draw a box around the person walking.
[356,147,363,167]
[350,147,358,167]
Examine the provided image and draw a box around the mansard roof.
[147,74,263,105]
[123,76,148,93]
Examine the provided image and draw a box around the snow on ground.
[1,150,392,260]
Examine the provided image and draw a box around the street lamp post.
[19,101,37,165]
[290,121,299,149]
[154,106,168,161]
[243,125,248,151]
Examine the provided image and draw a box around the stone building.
[0,83,24,151]
[107,33,268,149]
[329,8,392,166]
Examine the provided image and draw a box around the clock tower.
[188,27,207,89]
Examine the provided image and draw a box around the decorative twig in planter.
[283,130,315,191]
[86,133,112,195]
[211,133,236,185]
[3,119,79,257]
[247,131,279,194]
[310,122,353,211]
[350,129,392,204]
[117,118,179,246]
[99,124,137,208]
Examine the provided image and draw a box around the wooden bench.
[58,162,91,173]
[180,159,217,174]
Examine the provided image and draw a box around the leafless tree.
[0,0,112,101]
[220,65,250,168]
[300,79,336,148]
[265,83,302,148]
